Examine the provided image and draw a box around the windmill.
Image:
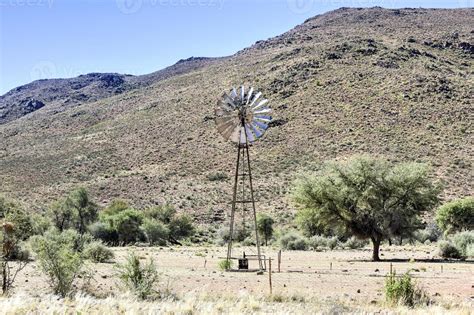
[215,86,272,271]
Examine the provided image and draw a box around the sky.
[0,0,471,95]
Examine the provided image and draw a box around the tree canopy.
[293,156,440,261]
[436,197,474,234]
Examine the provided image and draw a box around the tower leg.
[226,145,241,265]
[245,144,263,270]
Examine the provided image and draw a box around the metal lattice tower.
[215,86,272,271]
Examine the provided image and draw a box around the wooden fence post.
[269,258,273,295]
[278,250,281,273]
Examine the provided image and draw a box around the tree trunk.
[265,235,268,246]
[371,237,381,261]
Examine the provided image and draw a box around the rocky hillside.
[0,7,472,223]
[0,57,218,124]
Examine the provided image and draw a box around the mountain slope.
[0,7,472,222]
[0,57,219,124]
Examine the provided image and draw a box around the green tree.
[436,197,474,234]
[70,188,98,234]
[49,188,98,234]
[49,198,75,232]
[168,214,195,244]
[257,214,274,246]
[293,156,440,261]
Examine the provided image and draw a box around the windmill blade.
[221,93,236,109]
[230,87,238,99]
[217,119,237,136]
[250,122,264,138]
[253,120,268,131]
[241,86,245,103]
[249,92,262,107]
[253,107,272,115]
[251,99,269,111]
[223,125,239,140]
[216,116,235,127]
[215,103,234,116]
[245,124,256,142]
[254,115,272,123]
[246,87,254,104]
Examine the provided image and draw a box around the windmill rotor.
[215,86,272,145]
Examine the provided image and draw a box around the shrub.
[218,259,232,271]
[466,244,474,257]
[385,272,428,307]
[101,199,129,217]
[65,230,93,253]
[326,236,339,250]
[257,214,274,246]
[279,231,308,250]
[31,212,52,236]
[207,172,229,182]
[452,231,474,257]
[343,236,368,249]
[83,241,114,263]
[142,219,169,246]
[30,229,85,297]
[215,226,250,245]
[308,235,327,250]
[88,221,118,244]
[241,236,256,246]
[116,252,159,300]
[143,205,176,224]
[7,242,30,261]
[414,223,442,243]
[168,215,195,243]
[111,209,144,244]
[0,220,29,294]
[438,241,462,259]
[3,204,34,241]
[436,197,474,234]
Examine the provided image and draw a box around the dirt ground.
[13,245,474,304]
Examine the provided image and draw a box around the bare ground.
[12,245,474,305]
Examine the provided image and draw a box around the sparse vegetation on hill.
[0,8,472,219]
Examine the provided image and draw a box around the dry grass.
[0,292,472,315]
